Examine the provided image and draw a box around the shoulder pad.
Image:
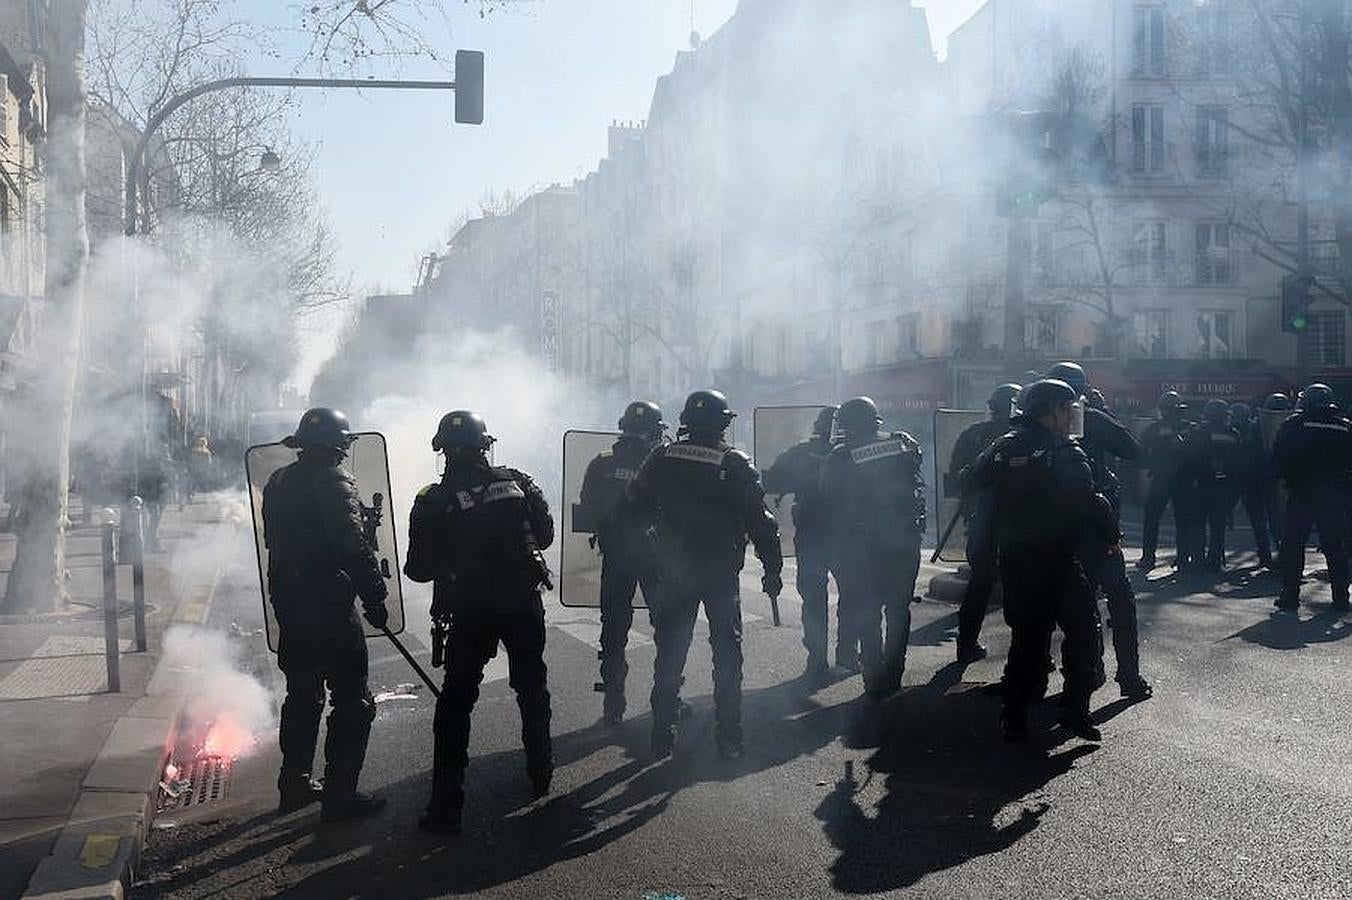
[725,448,753,466]
[597,450,613,459]
[415,483,439,500]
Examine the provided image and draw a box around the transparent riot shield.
[560,430,648,609]
[1259,408,1290,533]
[246,433,406,653]
[932,409,991,564]
[753,405,832,558]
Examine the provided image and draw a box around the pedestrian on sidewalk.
[263,408,390,822]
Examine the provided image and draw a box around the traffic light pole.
[1296,0,1313,377]
[124,75,470,237]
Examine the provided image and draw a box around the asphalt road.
[133,542,1352,900]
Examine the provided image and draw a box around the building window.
[1196,106,1229,177]
[1132,309,1169,358]
[866,321,887,367]
[1133,6,1167,77]
[1196,222,1232,284]
[1193,310,1234,358]
[896,313,919,357]
[1301,312,1346,367]
[1132,222,1169,285]
[1196,3,1232,76]
[1132,105,1167,174]
[1027,307,1059,354]
[806,329,829,373]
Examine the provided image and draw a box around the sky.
[237,0,985,293]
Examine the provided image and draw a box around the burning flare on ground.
[201,714,258,759]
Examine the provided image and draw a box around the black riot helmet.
[813,405,839,437]
[988,383,1023,422]
[1264,392,1293,411]
[1203,398,1229,426]
[1045,362,1088,398]
[432,410,495,452]
[1158,390,1186,416]
[679,389,736,434]
[619,400,665,438]
[284,407,353,451]
[1229,402,1253,428]
[836,397,882,439]
[1297,383,1337,411]
[1018,379,1078,421]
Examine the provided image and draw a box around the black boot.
[956,641,988,665]
[277,775,323,814]
[1056,707,1102,742]
[1118,675,1154,701]
[320,791,387,823]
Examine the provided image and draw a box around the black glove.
[762,572,783,599]
[363,602,389,630]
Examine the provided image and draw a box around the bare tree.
[4,3,91,613]
[297,0,532,70]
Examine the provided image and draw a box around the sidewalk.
[0,496,245,900]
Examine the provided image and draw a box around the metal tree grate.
[161,755,233,810]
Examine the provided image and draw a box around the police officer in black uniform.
[970,380,1113,742]
[577,401,666,724]
[1229,402,1274,568]
[763,406,843,679]
[262,408,388,820]
[628,390,782,760]
[821,397,925,700]
[1273,384,1352,613]
[950,383,1022,663]
[406,411,555,834]
[1139,391,1195,571]
[1188,399,1242,573]
[1045,362,1151,701]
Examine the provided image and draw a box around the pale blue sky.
[240,0,985,294]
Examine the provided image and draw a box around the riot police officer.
[950,383,1022,663]
[764,406,844,679]
[1273,385,1352,613]
[1187,399,1241,573]
[1045,362,1151,701]
[820,397,925,700]
[577,401,666,724]
[262,408,388,820]
[1229,402,1274,568]
[970,380,1113,742]
[1139,391,1195,571]
[628,390,782,760]
[406,411,555,834]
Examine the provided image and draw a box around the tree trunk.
[3,2,89,614]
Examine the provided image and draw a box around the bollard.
[129,496,147,652]
[99,508,120,693]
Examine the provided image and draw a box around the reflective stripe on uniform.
[1304,421,1350,432]
[665,444,727,466]
[609,468,637,481]
[850,439,908,464]
[454,480,525,510]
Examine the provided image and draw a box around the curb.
[19,526,236,900]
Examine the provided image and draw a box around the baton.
[381,626,441,697]
[769,593,782,627]
[930,507,964,563]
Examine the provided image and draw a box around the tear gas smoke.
[163,625,274,760]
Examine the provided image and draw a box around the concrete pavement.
[0,499,244,900]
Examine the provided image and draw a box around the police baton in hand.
[762,573,783,627]
[380,626,442,698]
[931,507,963,563]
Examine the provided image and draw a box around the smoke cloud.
[163,624,274,760]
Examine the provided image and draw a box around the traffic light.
[455,49,484,125]
[1282,273,1315,333]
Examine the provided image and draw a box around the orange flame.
[200,714,258,759]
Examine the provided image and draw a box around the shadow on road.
[1225,608,1352,649]
[812,663,1100,895]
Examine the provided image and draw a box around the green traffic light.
[1292,315,1308,330]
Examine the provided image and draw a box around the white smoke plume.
[163,624,274,759]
